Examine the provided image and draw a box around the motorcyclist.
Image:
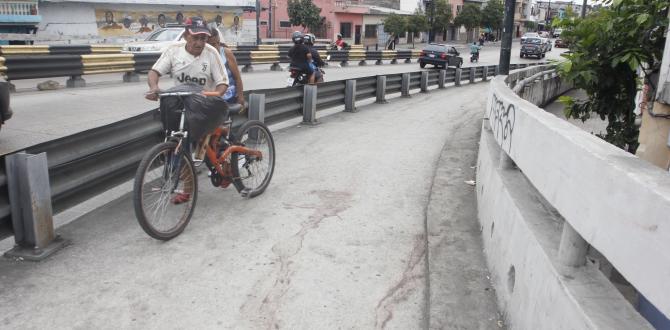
[0,76,13,130]
[288,31,315,84]
[304,33,326,83]
[470,42,481,61]
[334,33,347,50]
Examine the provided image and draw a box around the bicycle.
[133,90,276,240]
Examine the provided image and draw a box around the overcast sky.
[399,0,602,13]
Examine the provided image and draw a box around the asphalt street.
[0,42,567,155]
[0,82,501,329]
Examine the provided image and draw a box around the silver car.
[122,27,185,54]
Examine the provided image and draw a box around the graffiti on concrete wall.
[489,93,516,152]
[95,9,243,38]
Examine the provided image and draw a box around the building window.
[279,21,291,28]
[260,21,268,26]
[364,24,377,38]
[456,5,462,13]
[340,22,352,38]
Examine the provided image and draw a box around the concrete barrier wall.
[478,67,670,328]
[477,124,652,329]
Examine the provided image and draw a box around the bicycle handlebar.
[150,91,222,97]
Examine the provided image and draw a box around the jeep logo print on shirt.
[177,72,207,86]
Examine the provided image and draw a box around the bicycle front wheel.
[133,141,198,240]
[231,120,275,198]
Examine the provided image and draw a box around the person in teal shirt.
[470,42,481,55]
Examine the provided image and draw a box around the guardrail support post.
[482,66,489,82]
[358,60,367,66]
[123,72,140,83]
[495,65,500,76]
[438,70,446,89]
[242,64,253,73]
[340,60,349,67]
[404,58,411,64]
[248,93,266,122]
[376,76,388,104]
[558,221,589,267]
[469,68,476,84]
[391,59,398,64]
[345,80,357,112]
[4,152,67,261]
[302,85,318,125]
[66,75,85,88]
[455,68,462,86]
[420,71,429,93]
[401,73,411,98]
[375,59,382,65]
[270,63,282,71]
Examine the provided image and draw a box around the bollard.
[344,79,357,112]
[438,70,446,89]
[495,65,500,76]
[482,66,489,82]
[248,93,266,122]
[123,72,140,83]
[469,67,476,84]
[558,221,588,267]
[66,75,85,88]
[242,64,253,73]
[5,152,67,261]
[376,76,388,104]
[302,84,318,125]
[420,71,429,93]
[455,68,462,86]
[270,63,282,71]
[401,73,411,98]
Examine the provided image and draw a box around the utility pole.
[498,0,516,74]
[268,0,273,38]
[256,0,261,45]
[581,0,587,18]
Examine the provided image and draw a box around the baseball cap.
[185,16,210,36]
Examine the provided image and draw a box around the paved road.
[0,83,501,329]
[0,42,566,155]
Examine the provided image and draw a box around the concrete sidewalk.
[0,83,501,329]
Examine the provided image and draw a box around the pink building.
[244,0,385,44]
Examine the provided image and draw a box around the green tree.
[383,13,407,39]
[556,0,668,152]
[287,0,323,31]
[434,0,453,41]
[524,21,537,31]
[481,0,504,39]
[454,4,481,42]
[407,9,429,48]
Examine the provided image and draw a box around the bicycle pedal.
[239,188,252,198]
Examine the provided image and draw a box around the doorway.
[355,25,361,44]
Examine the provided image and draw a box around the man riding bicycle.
[145,16,229,204]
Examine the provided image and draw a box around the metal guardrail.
[0,47,423,81]
[0,62,540,242]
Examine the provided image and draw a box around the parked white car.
[122,27,185,54]
[553,28,563,38]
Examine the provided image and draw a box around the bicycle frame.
[203,125,263,180]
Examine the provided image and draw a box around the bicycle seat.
[227,103,243,115]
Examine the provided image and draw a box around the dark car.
[419,44,463,69]
[520,38,546,59]
[554,38,569,48]
[0,76,12,132]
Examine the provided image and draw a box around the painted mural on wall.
[95,9,244,38]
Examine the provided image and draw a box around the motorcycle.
[470,52,480,63]
[286,67,326,86]
[330,42,351,51]
[0,76,12,132]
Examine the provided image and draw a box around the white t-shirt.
[152,43,229,91]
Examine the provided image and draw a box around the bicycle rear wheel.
[231,120,275,198]
[133,141,197,240]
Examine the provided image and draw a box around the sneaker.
[171,192,191,204]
